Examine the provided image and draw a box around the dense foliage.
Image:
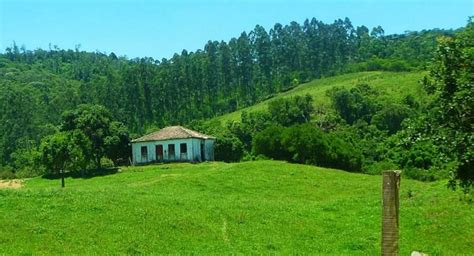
[414,19,473,190]
[194,18,472,191]
[254,124,362,172]
[1,16,470,189]
[39,105,129,176]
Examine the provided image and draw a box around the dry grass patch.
[0,179,23,189]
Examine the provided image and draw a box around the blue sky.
[0,0,472,60]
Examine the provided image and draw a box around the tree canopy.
[0,16,471,192]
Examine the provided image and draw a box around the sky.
[0,0,472,60]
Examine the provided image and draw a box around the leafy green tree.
[10,146,42,178]
[39,132,83,175]
[62,104,129,168]
[250,25,273,94]
[254,124,362,172]
[371,104,411,135]
[281,124,329,165]
[422,18,474,190]
[227,110,273,152]
[68,130,92,172]
[214,133,244,162]
[105,121,131,165]
[0,16,461,177]
[253,125,288,160]
[328,84,379,125]
[0,83,41,165]
[268,94,313,126]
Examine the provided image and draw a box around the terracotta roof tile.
[131,126,215,142]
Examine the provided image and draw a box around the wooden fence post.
[382,170,401,256]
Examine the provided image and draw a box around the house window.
[180,143,187,160]
[180,143,187,153]
[141,146,148,161]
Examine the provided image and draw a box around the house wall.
[204,139,215,161]
[191,138,202,162]
[190,138,215,161]
[132,138,215,164]
[132,138,197,164]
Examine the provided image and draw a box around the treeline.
[0,17,459,181]
[1,18,451,126]
[192,19,473,191]
[0,104,130,179]
[191,88,413,175]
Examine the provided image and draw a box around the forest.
[0,17,472,191]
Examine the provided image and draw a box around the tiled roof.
[131,126,215,142]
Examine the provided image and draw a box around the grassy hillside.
[1,161,472,255]
[213,71,426,123]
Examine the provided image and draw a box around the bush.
[404,167,443,182]
[15,167,43,178]
[10,147,43,178]
[0,166,16,179]
[254,124,363,172]
[325,133,363,172]
[100,157,115,169]
[364,160,399,175]
[281,124,329,165]
[241,152,270,162]
[371,104,412,135]
[268,94,313,126]
[328,84,379,125]
[380,133,453,181]
[214,134,244,162]
[253,125,289,161]
[399,142,438,169]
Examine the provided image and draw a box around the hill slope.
[1,161,472,254]
[211,71,426,124]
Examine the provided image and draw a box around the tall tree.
[423,18,474,190]
[61,104,129,168]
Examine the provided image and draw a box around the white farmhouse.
[131,126,215,165]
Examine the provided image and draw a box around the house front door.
[141,146,148,162]
[156,145,163,161]
[168,144,175,161]
[200,143,205,161]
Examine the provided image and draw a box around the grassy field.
[1,161,472,255]
[212,71,427,124]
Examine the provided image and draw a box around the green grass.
[212,71,427,123]
[1,161,472,254]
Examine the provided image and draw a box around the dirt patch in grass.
[0,179,23,189]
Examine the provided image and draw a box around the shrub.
[253,125,288,161]
[15,167,43,178]
[281,124,329,165]
[268,95,314,126]
[328,84,379,125]
[371,104,411,135]
[100,157,115,169]
[364,160,400,175]
[404,167,442,182]
[0,166,16,179]
[254,124,363,172]
[325,133,363,172]
[214,134,244,162]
